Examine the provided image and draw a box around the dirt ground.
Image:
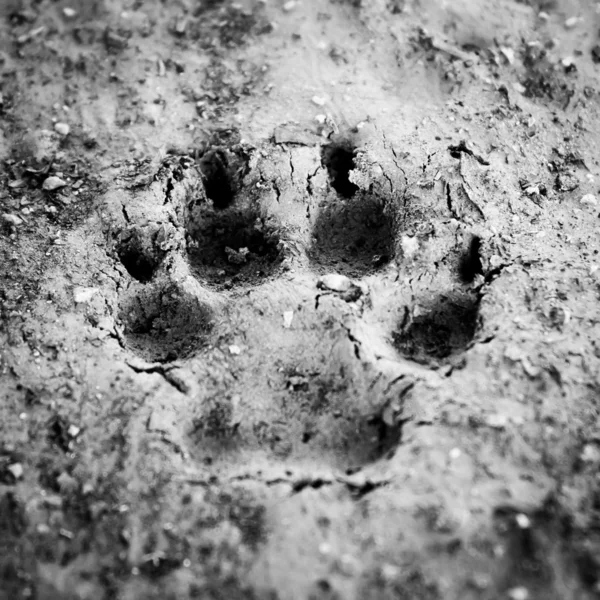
[3,0,600,598]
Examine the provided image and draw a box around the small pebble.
[580,193,598,205]
[312,95,327,106]
[63,7,77,18]
[508,587,529,600]
[229,345,241,355]
[42,176,67,191]
[67,424,81,438]
[2,213,23,226]
[54,122,70,136]
[565,16,579,29]
[283,0,297,11]
[499,47,515,65]
[449,447,462,460]
[7,463,24,480]
[317,273,353,293]
[515,513,531,529]
[43,495,63,509]
[485,414,508,429]
[581,443,600,463]
[319,542,332,555]
[82,482,95,495]
[470,573,491,590]
[57,472,78,493]
[401,235,419,260]
[283,311,294,329]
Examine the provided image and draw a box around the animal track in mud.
[394,291,480,366]
[309,139,394,277]
[118,281,213,362]
[186,146,283,287]
[193,367,406,470]
[116,227,164,283]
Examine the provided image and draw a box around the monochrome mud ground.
[2,0,600,598]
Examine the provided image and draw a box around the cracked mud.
[2,1,600,600]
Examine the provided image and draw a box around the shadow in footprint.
[118,282,213,362]
[187,145,283,287]
[309,139,394,277]
[191,364,408,470]
[116,228,163,283]
[187,203,282,287]
[321,139,359,198]
[393,291,480,366]
[458,235,483,283]
[198,148,237,210]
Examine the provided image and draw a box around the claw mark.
[342,323,361,360]
[121,203,131,224]
[383,171,394,194]
[273,180,281,203]
[164,176,174,205]
[383,373,407,396]
[306,166,319,197]
[446,182,457,219]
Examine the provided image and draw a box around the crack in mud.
[342,323,362,360]
[305,166,320,197]
[126,360,190,394]
[121,202,131,224]
[288,150,295,180]
[382,131,409,186]
[180,471,391,498]
[272,179,281,203]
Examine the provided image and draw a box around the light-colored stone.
[317,274,353,293]
[580,193,598,206]
[565,16,579,29]
[73,287,99,303]
[54,122,70,136]
[7,463,24,480]
[2,213,23,226]
[42,176,67,191]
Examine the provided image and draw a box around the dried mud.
[2,1,600,599]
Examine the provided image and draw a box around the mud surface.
[2,1,600,599]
